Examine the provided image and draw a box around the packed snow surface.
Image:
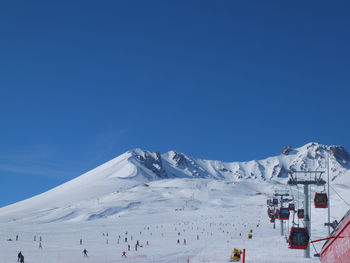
[0,142,350,262]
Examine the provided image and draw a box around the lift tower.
[288,171,326,259]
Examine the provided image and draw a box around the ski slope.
[0,143,349,262]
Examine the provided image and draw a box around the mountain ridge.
[0,142,349,223]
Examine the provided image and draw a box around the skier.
[177,239,180,244]
[125,237,127,243]
[128,244,130,251]
[19,254,24,263]
[17,251,23,262]
[80,238,83,245]
[16,235,19,241]
[39,242,43,249]
[183,239,186,245]
[135,244,138,251]
[83,249,88,257]
[122,251,127,258]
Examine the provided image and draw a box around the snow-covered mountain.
[0,142,349,224]
[131,142,350,181]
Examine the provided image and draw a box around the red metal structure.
[288,227,309,249]
[320,209,350,263]
[314,192,328,208]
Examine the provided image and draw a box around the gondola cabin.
[297,209,304,219]
[288,203,295,211]
[288,227,309,249]
[272,198,278,205]
[314,193,328,208]
[267,208,274,218]
[278,207,290,220]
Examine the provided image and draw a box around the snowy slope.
[0,142,350,263]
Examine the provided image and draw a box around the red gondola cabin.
[272,198,278,206]
[288,227,309,249]
[314,193,328,208]
[297,209,304,219]
[288,203,295,211]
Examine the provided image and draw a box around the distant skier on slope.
[17,251,23,262]
[83,249,88,257]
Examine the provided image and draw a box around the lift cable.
[329,185,350,208]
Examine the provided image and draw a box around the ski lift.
[314,192,328,208]
[288,203,295,211]
[278,207,290,220]
[272,198,278,205]
[267,208,275,218]
[288,227,309,249]
[297,209,304,219]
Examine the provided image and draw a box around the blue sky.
[1,1,350,207]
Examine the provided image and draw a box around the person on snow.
[122,251,127,258]
[80,238,83,245]
[83,249,88,257]
[17,251,23,262]
[128,244,130,251]
[177,239,180,244]
[19,254,24,263]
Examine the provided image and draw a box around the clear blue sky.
[1,1,349,207]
